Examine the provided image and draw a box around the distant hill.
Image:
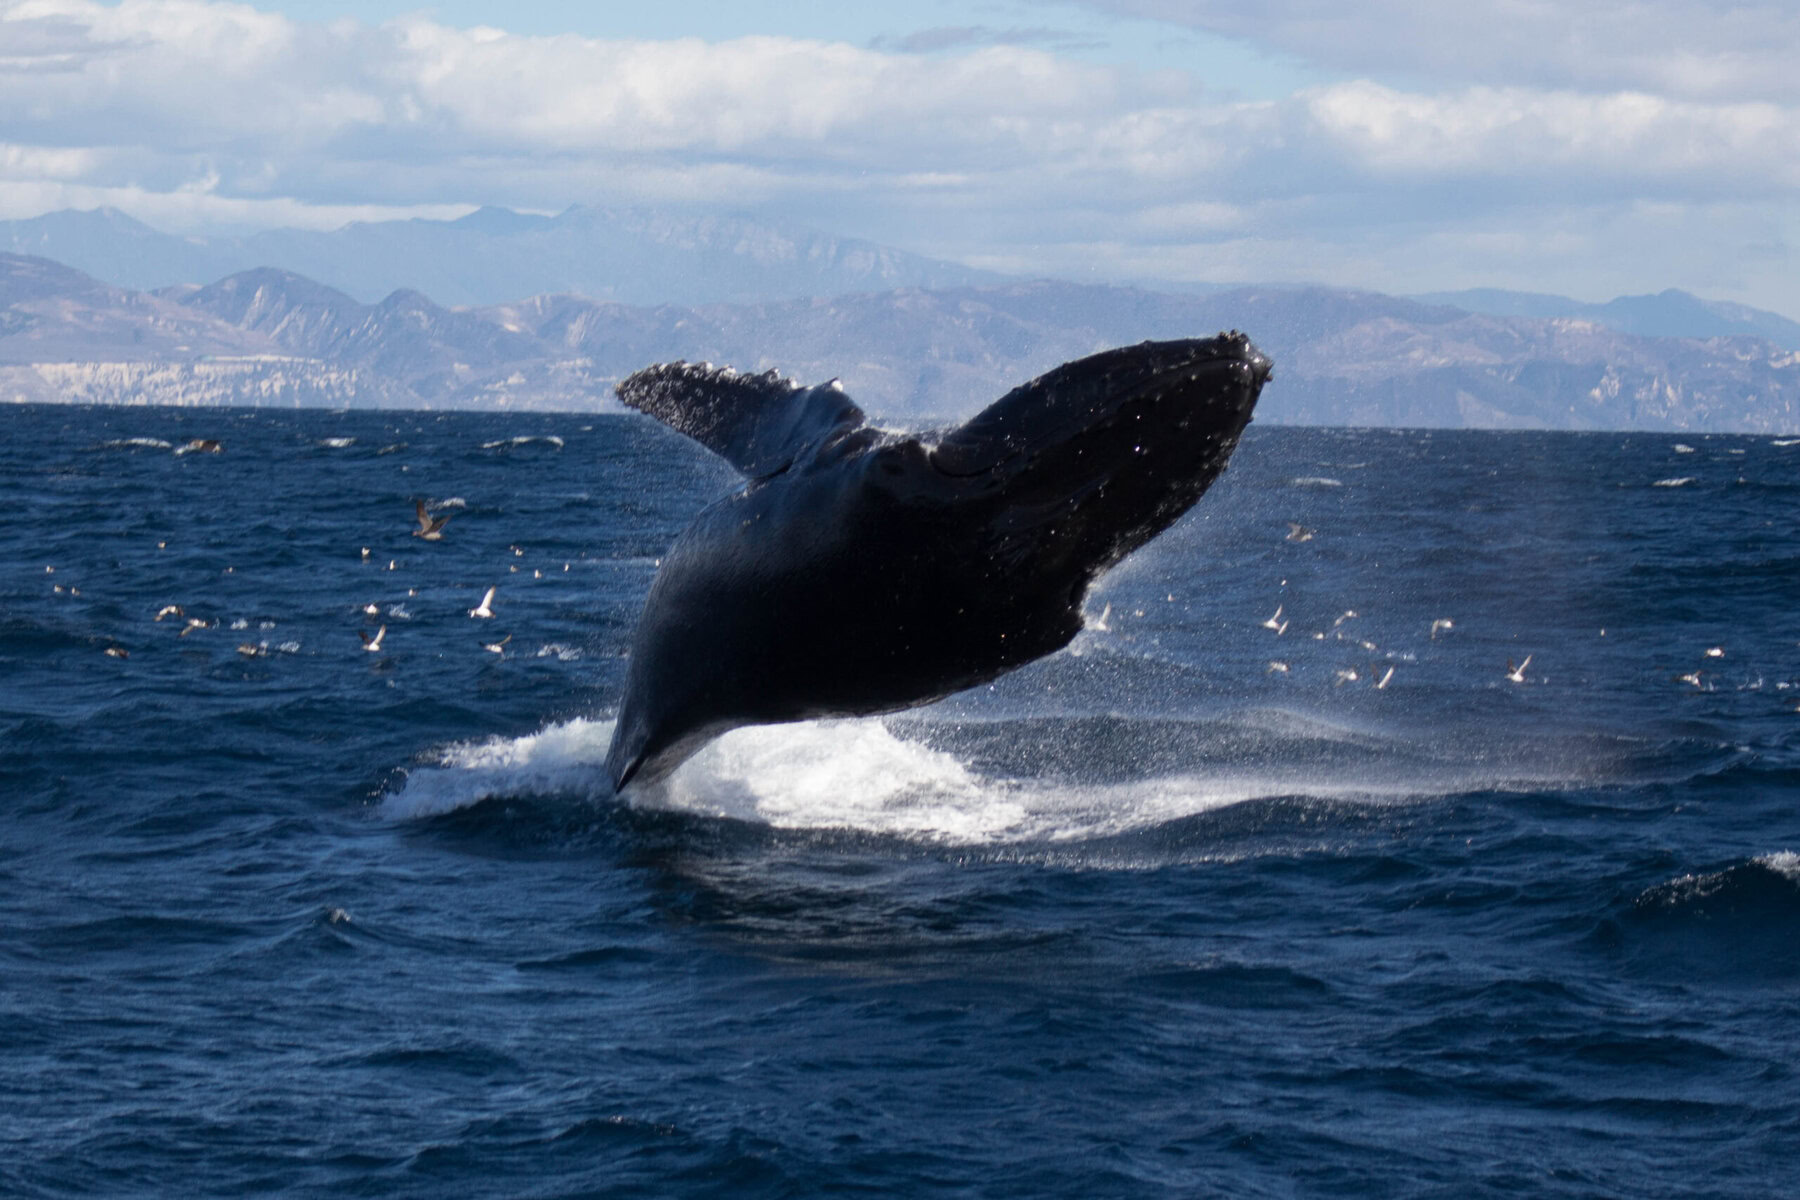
[0,206,1004,308]
[1412,287,1800,352]
[3,253,1796,433]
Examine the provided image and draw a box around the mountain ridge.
[4,206,1795,353]
[2,252,1795,433]
[0,205,1005,308]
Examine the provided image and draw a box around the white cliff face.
[4,359,364,408]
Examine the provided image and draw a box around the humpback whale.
[604,333,1273,791]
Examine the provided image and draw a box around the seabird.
[1267,660,1290,674]
[483,634,512,656]
[1675,670,1704,688]
[104,646,129,659]
[413,501,451,541]
[1505,655,1532,683]
[1090,601,1112,632]
[1430,618,1454,639]
[1285,523,1315,542]
[1333,610,1358,628]
[178,617,208,637]
[469,586,497,619]
[360,625,386,652]
[1261,604,1289,635]
[1704,647,1724,658]
[1375,666,1395,689]
[1334,668,1359,685]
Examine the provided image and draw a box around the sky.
[2,0,1798,315]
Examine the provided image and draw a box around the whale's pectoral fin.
[618,361,867,478]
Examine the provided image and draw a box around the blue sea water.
[2,403,1798,1198]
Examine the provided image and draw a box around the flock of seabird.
[1251,520,1508,691]
[72,497,567,664]
[57,483,1787,708]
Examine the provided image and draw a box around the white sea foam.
[1758,851,1800,881]
[103,437,172,450]
[380,714,1538,844]
[1291,477,1343,488]
[1672,443,1695,453]
[319,437,355,448]
[1652,477,1696,487]
[381,717,617,819]
[1772,438,1800,447]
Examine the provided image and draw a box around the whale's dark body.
[604,333,1273,791]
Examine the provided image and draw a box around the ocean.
[3,402,1797,1197]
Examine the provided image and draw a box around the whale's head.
[927,332,1272,582]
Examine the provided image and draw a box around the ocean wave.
[1630,852,1800,922]
[99,437,172,450]
[1652,477,1696,487]
[481,435,565,451]
[1290,476,1343,488]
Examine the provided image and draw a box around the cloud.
[0,0,1796,315]
[1062,0,1800,103]
[867,26,1103,55]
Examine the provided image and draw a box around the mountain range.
[3,251,1796,432]
[1413,287,1800,352]
[0,206,1002,309]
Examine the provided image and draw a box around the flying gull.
[413,501,452,541]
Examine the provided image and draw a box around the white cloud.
[0,0,1796,315]
[1066,0,1800,103]
[1300,82,1800,194]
